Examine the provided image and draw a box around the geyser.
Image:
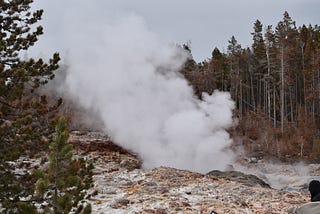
[32,1,236,172]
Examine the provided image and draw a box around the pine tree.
[210,47,229,91]
[252,20,266,58]
[0,0,60,211]
[35,116,93,214]
[227,36,242,116]
[275,11,295,132]
[251,20,268,114]
[264,24,279,127]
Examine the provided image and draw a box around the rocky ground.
[68,131,320,214]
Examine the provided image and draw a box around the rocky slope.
[69,131,318,214]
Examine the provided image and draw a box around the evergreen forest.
[182,11,320,161]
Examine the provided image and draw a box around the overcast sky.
[32,0,320,62]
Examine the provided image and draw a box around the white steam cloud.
[32,2,235,172]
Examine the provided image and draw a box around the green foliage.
[182,42,198,71]
[16,202,37,214]
[82,203,92,214]
[35,116,93,214]
[0,0,61,212]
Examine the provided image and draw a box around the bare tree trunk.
[317,52,320,122]
[248,57,256,111]
[268,81,271,120]
[273,85,277,128]
[264,79,267,114]
[258,79,262,109]
[290,87,294,121]
[312,52,316,120]
[240,79,243,120]
[266,46,272,121]
[280,45,285,133]
[301,43,307,114]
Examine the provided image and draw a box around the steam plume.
[32,2,235,172]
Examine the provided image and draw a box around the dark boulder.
[206,170,270,188]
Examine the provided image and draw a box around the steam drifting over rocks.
[43,3,237,172]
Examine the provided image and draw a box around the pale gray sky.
[32,0,320,61]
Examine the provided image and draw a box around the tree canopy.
[0,0,61,211]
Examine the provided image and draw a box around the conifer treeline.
[182,11,320,160]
